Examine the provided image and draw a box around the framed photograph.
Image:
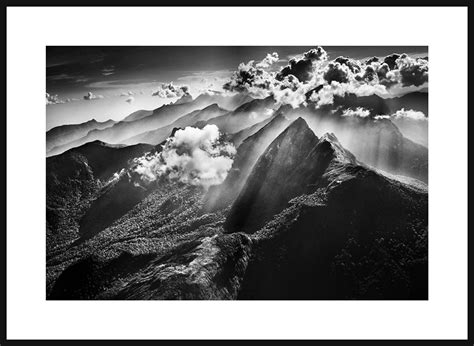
[4,5,469,342]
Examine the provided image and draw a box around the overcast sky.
[46,46,427,130]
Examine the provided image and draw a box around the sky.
[46,46,428,130]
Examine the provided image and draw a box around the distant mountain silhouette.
[122,103,229,145]
[332,91,428,117]
[193,92,254,111]
[48,93,254,156]
[205,96,276,133]
[122,110,153,122]
[47,119,116,154]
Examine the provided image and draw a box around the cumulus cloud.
[152,82,190,98]
[359,54,428,88]
[396,54,428,87]
[373,115,391,120]
[46,93,63,105]
[383,54,400,70]
[392,108,427,121]
[133,125,236,188]
[309,83,343,108]
[341,107,371,118]
[334,56,362,73]
[323,61,351,83]
[223,47,428,111]
[223,60,274,97]
[374,109,427,121]
[309,81,388,108]
[309,52,428,108]
[125,96,134,104]
[365,56,379,65]
[223,47,328,106]
[277,47,327,82]
[256,52,279,68]
[46,93,78,105]
[83,92,104,100]
[374,108,428,122]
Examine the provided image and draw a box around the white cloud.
[133,125,236,188]
[374,109,427,121]
[83,92,104,100]
[374,115,391,120]
[152,82,190,98]
[256,52,279,68]
[392,108,427,121]
[46,93,63,105]
[395,54,428,87]
[46,93,78,105]
[341,107,371,118]
[223,48,428,109]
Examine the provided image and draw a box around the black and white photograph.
[6,5,469,341]
[46,46,429,300]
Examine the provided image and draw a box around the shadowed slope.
[224,117,342,233]
[203,114,291,211]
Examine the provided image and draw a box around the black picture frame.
[2,3,470,344]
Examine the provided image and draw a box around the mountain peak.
[260,117,318,165]
[288,116,309,130]
[174,93,193,105]
[224,119,361,233]
[314,132,357,165]
[224,117,319,233]
[274,117,315,143]
[203,103,221,111]
[233,95,275,113]
[319,132,338,142]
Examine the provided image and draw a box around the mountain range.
[47,93,252,156]
[47,119,116,153]
[46,90,428,299]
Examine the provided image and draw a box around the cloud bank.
[222,47,428,109]
[256,52,279,69]
[152,82,190,98]
[133,125,236,188]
